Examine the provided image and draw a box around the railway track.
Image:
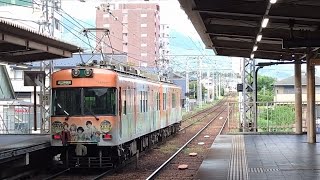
[98,97,231,179]
[180,97,228,130]
[181,99,223,123]
[30,96,232,180]
[146,104,229,179]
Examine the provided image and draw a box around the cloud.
[61,1,98,23]
[159,0,201,41]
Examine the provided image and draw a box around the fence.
[227,101,319,133]
[0,104,43,134]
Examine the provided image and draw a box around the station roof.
[0,20,80,63]
[178,0,320,60]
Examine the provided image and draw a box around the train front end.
[50,67,119,168]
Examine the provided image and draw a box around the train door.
[152,90,156,131]
[127,89,133,137]
[119,87,122,139]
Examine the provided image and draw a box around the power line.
[58,8,151,64]
[57,20,94,50]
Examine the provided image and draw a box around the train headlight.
[72,68,93,78]
[100,120,112,133]
[72,69,80,77]
[84,69,93,77]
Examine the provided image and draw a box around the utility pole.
[218,73,221,97]
[185,60,190,112]
[38,0,60,133]
[206,71,210,102]
[215,72,219,98]
[197,57,202,108]
[211,71,215,101]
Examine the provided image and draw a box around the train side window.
[123,89,127,115]
[163,93,167,110]
[157,92,160,110]
[140,91,143,113]
[172,93,176,108]
[145,91,148,112]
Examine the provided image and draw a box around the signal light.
[103,134,112,140]
[53,134,61,140]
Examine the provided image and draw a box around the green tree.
[257,75,276,102]
[189,81,207,99]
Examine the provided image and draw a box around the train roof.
[54,63,178,87]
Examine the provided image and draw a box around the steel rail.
[43,168,70,180]
[146,106,228,180]
[91,169,114,180]
[180,100,228,131]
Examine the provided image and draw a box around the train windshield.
[83,88,116,115]
[52,87,117,116]
[52,88,81,116]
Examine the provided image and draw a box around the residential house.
[274,75,320,130]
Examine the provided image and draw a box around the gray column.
[307,57,316,143]
[294,62,302,134]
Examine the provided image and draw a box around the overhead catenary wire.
[58,19,146,64]
[56,7,153,65]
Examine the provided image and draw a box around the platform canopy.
[0,20,80,63]
[178,0,320,60]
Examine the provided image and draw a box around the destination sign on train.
[56,80,72,85]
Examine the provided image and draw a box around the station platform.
[0,134,50,162]
[196,134,320,180]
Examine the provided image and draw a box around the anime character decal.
[52,120,109,145]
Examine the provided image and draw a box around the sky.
[60,0,232,72]
[59,0,314,80]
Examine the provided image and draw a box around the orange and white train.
[50,64,182,168]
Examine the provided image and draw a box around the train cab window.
[52,88,81,116]
[84,88,116,115]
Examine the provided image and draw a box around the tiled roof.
[274,75,320,86]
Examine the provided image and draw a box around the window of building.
[54,18,60,30]
[141,34,147,37]
[141,24,147,28]
[283,86,295,94]
[13,70,23,80]
[103,14,110,18]
[141,43,147,47]
[141,14,147,17]
[103,24,110,28]
[141,53,147,57]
